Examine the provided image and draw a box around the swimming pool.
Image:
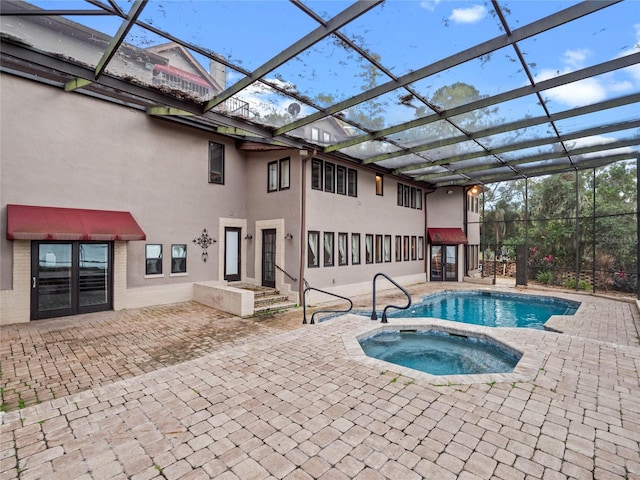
[359,329,520,376]
[388,290,580,329]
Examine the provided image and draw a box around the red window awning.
[428,228,468,245]
[6,204,146,241]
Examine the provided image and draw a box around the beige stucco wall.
[0,73,249,322]
[303,161,427,289]
[426,186,469,280]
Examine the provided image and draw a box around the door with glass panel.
[430,245,458,282]
[31,241,112,320]
[262,229,276,288]
[224,227,241,282]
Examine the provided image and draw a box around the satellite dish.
[288,103,301,117]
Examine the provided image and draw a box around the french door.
[430,245,458,281]
[31,241,113,320]
[262,229,276,288]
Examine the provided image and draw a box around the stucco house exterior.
[0,3,480,325]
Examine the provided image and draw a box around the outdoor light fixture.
[447,189,454,195]
[285,233,294,240]
[470,185,479,194]
[244,234,253,240]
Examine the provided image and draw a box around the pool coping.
[341,315,547,385]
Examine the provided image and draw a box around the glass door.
[262,229,276,288]
[224,227,241,281]
[430,245,458,282]
[79,243,110,308]
[31,241,112,320]
[33,243,73,318]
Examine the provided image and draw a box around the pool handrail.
[302,279,353,324]
[371,273,412,323]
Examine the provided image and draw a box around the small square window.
[145,244,162,275]
[209,141,225,184]
[171,244,187,274]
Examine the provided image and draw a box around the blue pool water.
[389,291,580,329]
[360,330,520,376]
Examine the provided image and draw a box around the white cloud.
[543,77,607,108]
[449,5,487,24]
[419,0,440,12]
[562,49,591,69]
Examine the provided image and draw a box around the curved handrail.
[371,273,412,323]
[302,279,353,324]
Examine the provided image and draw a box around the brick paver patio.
[1,283,639,479]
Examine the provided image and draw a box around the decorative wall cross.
[193,228,216,262]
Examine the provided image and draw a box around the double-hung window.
[375,174,383,196]
[351,233,361,265]
[365,234,373,264]
[145,244,162,275]
[308,231,320,267]
[324,232,334,266]
[338,232,348,266]
[336,166,347,195]
[312,159,323,190]
[348,169,357,197]
[268,157,290,192]
[324,162,335,193]
[209,141,225,184]
[171,244,187,274]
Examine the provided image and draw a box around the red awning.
[428,228,468,245]
[6,204,146,241]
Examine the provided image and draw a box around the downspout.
[424,187,437,280]
[299,149,316,304]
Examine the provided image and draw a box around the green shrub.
[563,279,591,291]
[536,271,553,285]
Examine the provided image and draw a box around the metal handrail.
[371,273,412,323]
[302,279,353,324]
[275,264,297,282]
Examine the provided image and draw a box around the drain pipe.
[299,149,316,304]
[424,187,437,280]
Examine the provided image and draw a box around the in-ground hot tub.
[359,328,520,376]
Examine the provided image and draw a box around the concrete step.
[253,301,298,315]
[254,294,291,309]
